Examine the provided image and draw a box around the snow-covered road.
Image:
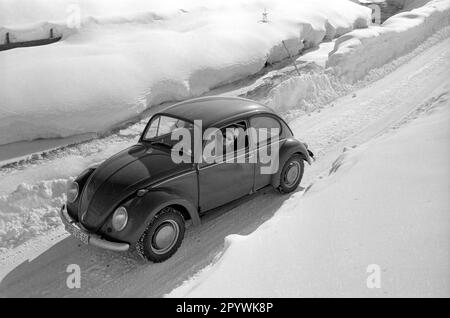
[0,29,449,297]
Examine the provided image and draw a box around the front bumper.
[60,205,130,252]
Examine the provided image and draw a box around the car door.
[198,120,254,212]
[250,115,283,191]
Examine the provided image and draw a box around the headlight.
[66,181,79,203]
[112,207,128,231]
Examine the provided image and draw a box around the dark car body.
[60,96,312,253]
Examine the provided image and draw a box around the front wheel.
[277,154,304,194]
[136,207,185,262]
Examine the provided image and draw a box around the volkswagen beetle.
[60,96,314,262]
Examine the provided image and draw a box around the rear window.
[250,116,281,144]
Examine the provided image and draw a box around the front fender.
[271,138,311,188]
[100,189,200,244]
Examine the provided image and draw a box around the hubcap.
[284,161,300,187]
[151,220,180,255]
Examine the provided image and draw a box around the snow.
[327,0,450,81]
[0,0,449,297]
[2,0,446,146]
[0,0,448,255]
[355,0,432,10]
[0,25,448,296]
[0,137,136,250]
[168,95,449,298]
[0,0,371,146]
[0,179,67,252]
[403,0,434,10]
[0,0,203,27]
[259,1,450,114]
[392,0,434,11]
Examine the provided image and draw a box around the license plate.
[66,224,89,244]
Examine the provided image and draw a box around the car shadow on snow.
[0,185,305,297]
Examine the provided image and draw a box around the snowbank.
[0,135,136,251]
[260,23,450,116]
[0,0,201,27]
[327,0,450,81]
[249,1,450,117]
[389,0,433,11]
[403,0,433,10]
[0,179,68,251]
[0,0,370,146]
[168,102,449,297]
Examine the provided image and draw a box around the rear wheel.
[278,154,304,193]
[136,207,185,262]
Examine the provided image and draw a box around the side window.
[157,117,179,136]
[221,121,248,154]
[145,116,160,139]
[203,121,250,163]
[250,116,281,145]
[143,115,193,140]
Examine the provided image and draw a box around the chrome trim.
[150,220,180,255]
[199,138,286,171]
[151,137,292,185]
[60,205,130,252]
[151,170,196,188]
[200,148,253,170]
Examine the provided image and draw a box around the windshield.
[142,115,194,142]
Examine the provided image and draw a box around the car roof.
[159,96,276,128]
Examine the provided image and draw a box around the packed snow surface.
[169,97,450,298]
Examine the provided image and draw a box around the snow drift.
[0,179,67,252]
[260,1,450,114]
[0,136,136,251]
[168,97,450,298]
[0,0,370,146]
[327,0,450,81]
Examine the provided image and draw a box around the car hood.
[78,143,189,231]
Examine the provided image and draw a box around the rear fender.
[271,138,311,188]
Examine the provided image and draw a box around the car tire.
[278,154,304,194]
[136,207,185,263]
